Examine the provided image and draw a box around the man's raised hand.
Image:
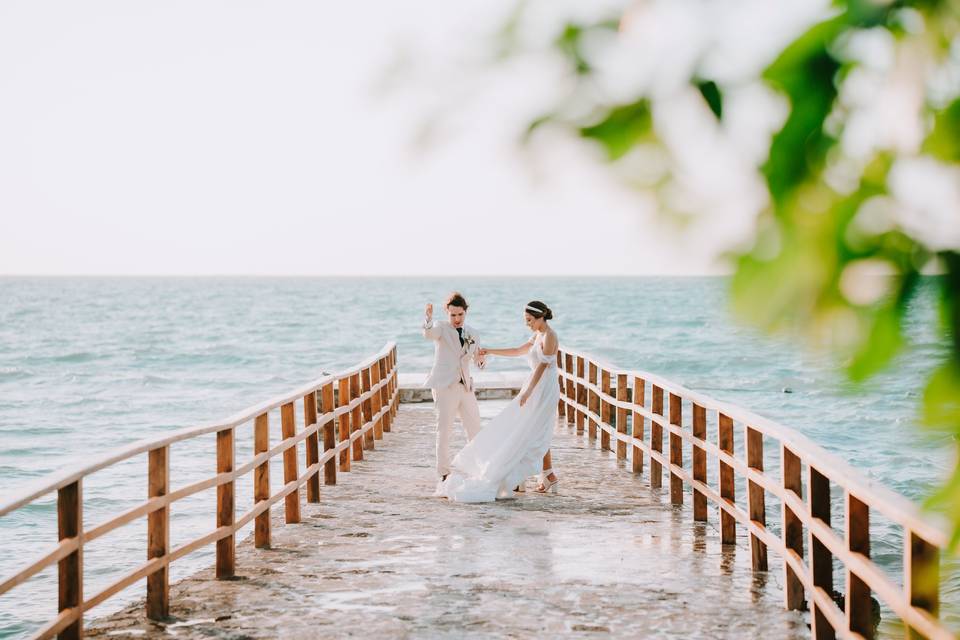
[425,303,433,323]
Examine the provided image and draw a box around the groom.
[422,292,485,481]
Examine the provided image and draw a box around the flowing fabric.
[437,333,560,503]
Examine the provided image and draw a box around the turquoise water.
[0,277,955,636]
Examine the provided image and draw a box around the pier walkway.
[2,344,953,639]
[87,400,806,639]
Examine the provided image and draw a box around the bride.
[436,300,561,503]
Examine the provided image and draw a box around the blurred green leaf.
[695,79,723,120]
[923,99,960,163]
[579,99,654,160]
[849,302,905,381]
[553,20,618,76]
[922,361,960,429]
[555,23,591,75]
[925,461,960,550]
[761,19,843,208]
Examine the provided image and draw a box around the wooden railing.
[0,343,399,640]
[555,346,954,640]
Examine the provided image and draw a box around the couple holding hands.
[422,292,560,503]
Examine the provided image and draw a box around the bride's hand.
[477,347,488,357]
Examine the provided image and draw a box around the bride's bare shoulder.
[543,329,559,351]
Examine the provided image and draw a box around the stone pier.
[88,400,807,638]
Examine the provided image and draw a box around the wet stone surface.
[89,401,808,639]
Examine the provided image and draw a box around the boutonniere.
[463,333,476,349]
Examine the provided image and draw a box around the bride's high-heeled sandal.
[536,469,559,493]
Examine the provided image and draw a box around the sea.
[0,276,955,637]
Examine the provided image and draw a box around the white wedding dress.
[437,332,560,503]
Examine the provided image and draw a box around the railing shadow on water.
[0,343,399,640]
[555,346,956,640]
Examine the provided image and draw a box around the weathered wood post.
[321,382,337,485]
[718,413,736,544]
[390,349,399,420]
[600,368,612,451]
[692,403,707,521]
[361,367,374,450]
[370,361,383,440]
[745,425,767,571]
[557,351,566,419]
[846,494,872,638]
[379,358,392,433]
[350,372,364,461]
[587,362,599,441]
[668,393,683,505]
[147,446,169,619]
[337,378,352,472]
[809,466,833,639]
[615,374,628,460]
[906,532,939,640]
[575,356,586,435]
[254,413,271,548]
[58,480,83,639]
[782,445,804,610]
[650,385,664,488]
[565,354,575,425]
[281,402,301,524]
[216,428,235,578]
[304,391,320,503]
[632,376,645,475]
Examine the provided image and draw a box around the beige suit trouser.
[432,381,481,477]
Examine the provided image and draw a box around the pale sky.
[0,1,773,276]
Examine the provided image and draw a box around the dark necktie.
[456,327,465,385]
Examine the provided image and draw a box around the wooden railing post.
[846,494,872,638]
[588,362,599,441]
[782,446,804,611]
[616,373,628,460]
[668,393,683,505]
[632,376,645,475]
[746,426,768,571]
[600,368,611,451]
[337,378,351,472]
[650,385,664,488]
[565,354,575,425]
[370,362,383,441]
[304,392,320,503]
[361,367,374,450]
[379,358,392,433]
[57,480,82,640]
[147,446,169,619]
[557,351,566,419]
[351,372,364,461]
[809,466,834,640]
[718,413,736,544]
[321,382,337,485]
[216,428,235,578]
[692,403,707,521]
[906,532,939,639]
[281,402,301,524]
[390,349,399,420]
[254,413,271,548]
[575,356,586,435]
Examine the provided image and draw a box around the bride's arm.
[480,342,533,358]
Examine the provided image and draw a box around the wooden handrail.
[556,346,954,640]
[0,343,399,640]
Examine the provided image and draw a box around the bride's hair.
[525,300,553,320]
